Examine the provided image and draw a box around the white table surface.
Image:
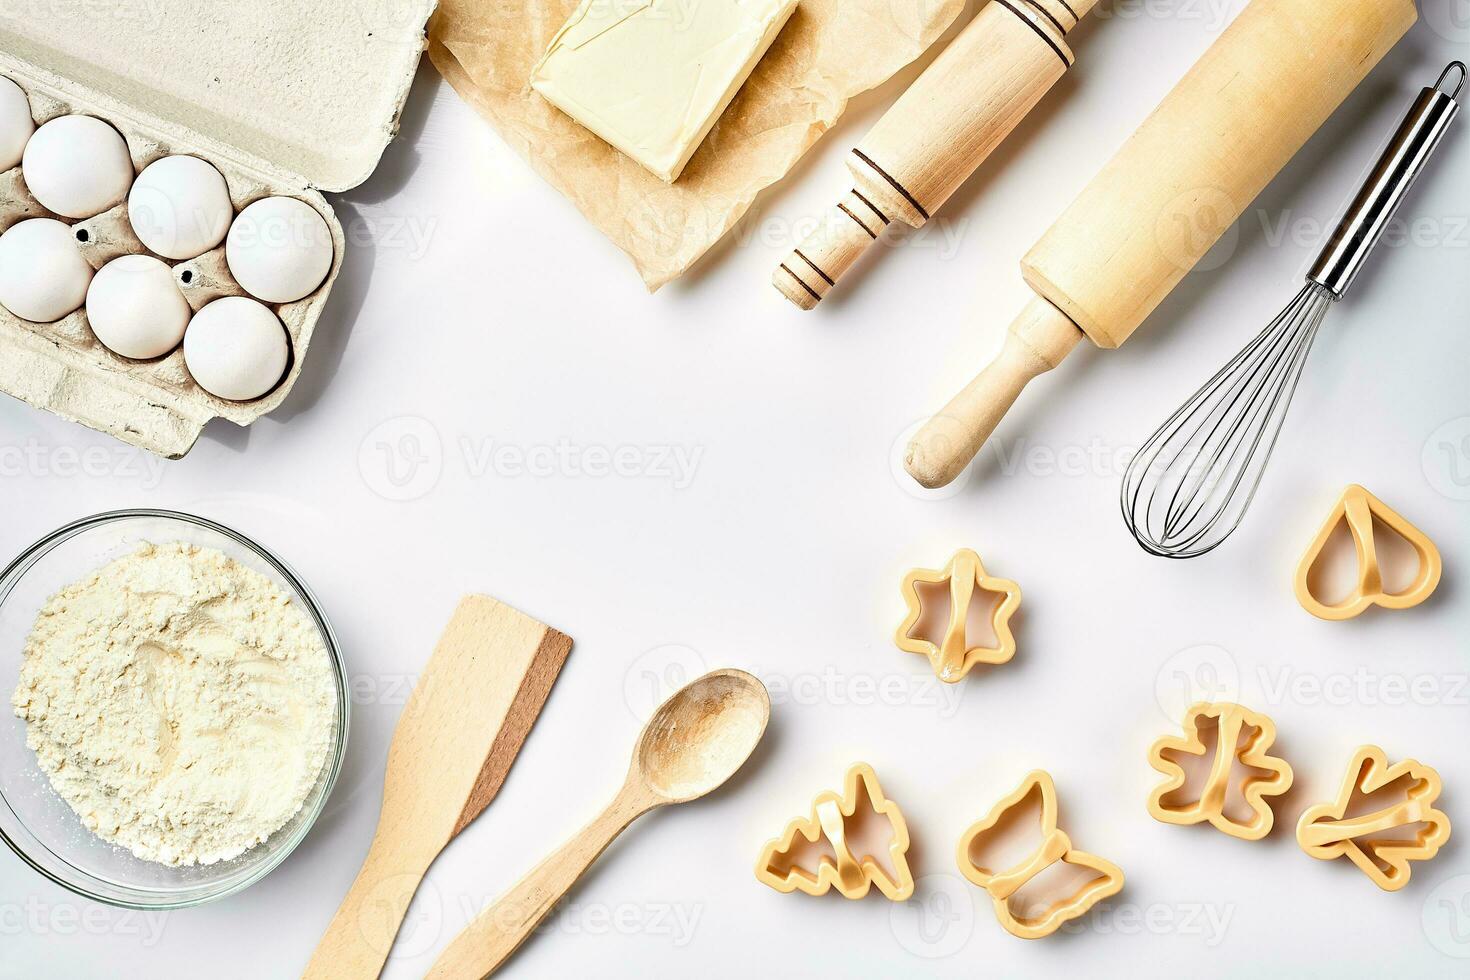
[4,4,1469,977]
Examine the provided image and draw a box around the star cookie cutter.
[1297,745,1451,892]
[755,762,914,901]
[896,548,1021,683]
[1147,702,1294,841]
[957,771,1124,940]
[1295,484,1442,621]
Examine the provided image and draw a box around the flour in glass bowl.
[10,541,337,867]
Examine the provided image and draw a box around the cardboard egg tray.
[0,1,436,458]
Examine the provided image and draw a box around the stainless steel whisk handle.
[1307,62,1465,299]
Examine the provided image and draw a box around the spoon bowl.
[635,669,770,803]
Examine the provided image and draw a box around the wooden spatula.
[302,595,573,980]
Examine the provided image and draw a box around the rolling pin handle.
[905,296,1082,488]
[774,190,891,310]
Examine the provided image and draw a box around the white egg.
[0,76,35,171]
[226,197,333,303]
[86,255,191,359]
[128,155,233,260]
[183,296,289,401]
[0,218,92,322]
[22,114,133,219]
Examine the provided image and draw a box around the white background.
[4,2,1469,977]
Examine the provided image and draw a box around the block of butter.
[531,0,800,183]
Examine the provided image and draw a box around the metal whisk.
[1122,63,1465,559]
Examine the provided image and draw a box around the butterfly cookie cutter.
[755,762,915,901]
[957,771,1124,940]
[1297,745,1451,892]
[1295,484,1442,621]
[1147,702,1294,841]
[896,548,1021,683]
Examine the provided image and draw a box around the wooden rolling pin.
[774,0,1098,310]
[905,0,1417,489]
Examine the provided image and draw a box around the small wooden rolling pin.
[905,0,1418,489]
[773,0,1100,310]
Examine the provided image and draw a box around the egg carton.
[0,2,436,457]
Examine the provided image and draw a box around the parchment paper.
[428,0,966,290]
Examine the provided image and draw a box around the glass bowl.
[0,509,348,909]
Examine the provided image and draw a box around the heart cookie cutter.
[957,770,1124,940]
[896,548,1021,683]
[1147,702,1294,841]
[1295,484,1442,621]
[755,762,914,901]
[1297,745,1451,892]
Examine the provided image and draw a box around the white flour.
[11,542,337,867]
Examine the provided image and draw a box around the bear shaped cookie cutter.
[755,762,914,901]
[1297,745,1451,891]
[1294,484,1442,621]
[956,770,1124,940]
[896,548,1021,683]
[1147,702,1295,841]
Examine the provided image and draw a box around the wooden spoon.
[425,668,770,979]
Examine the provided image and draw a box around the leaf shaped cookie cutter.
[1297,745,1451,892]
[1295,484,1442,621]
[896,548,1021,683]
[754,762,914,901]
[1147,702,1294,841]
[957,770,1124,940]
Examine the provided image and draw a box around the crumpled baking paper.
[428,0,966,290]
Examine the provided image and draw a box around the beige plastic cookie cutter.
[1297,745,1451,892]
[1147,701,1294,841]
[957,770,1124,940]
[755,762,914,901]
[1295,484,1442,621]
[896,548,1021,683]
